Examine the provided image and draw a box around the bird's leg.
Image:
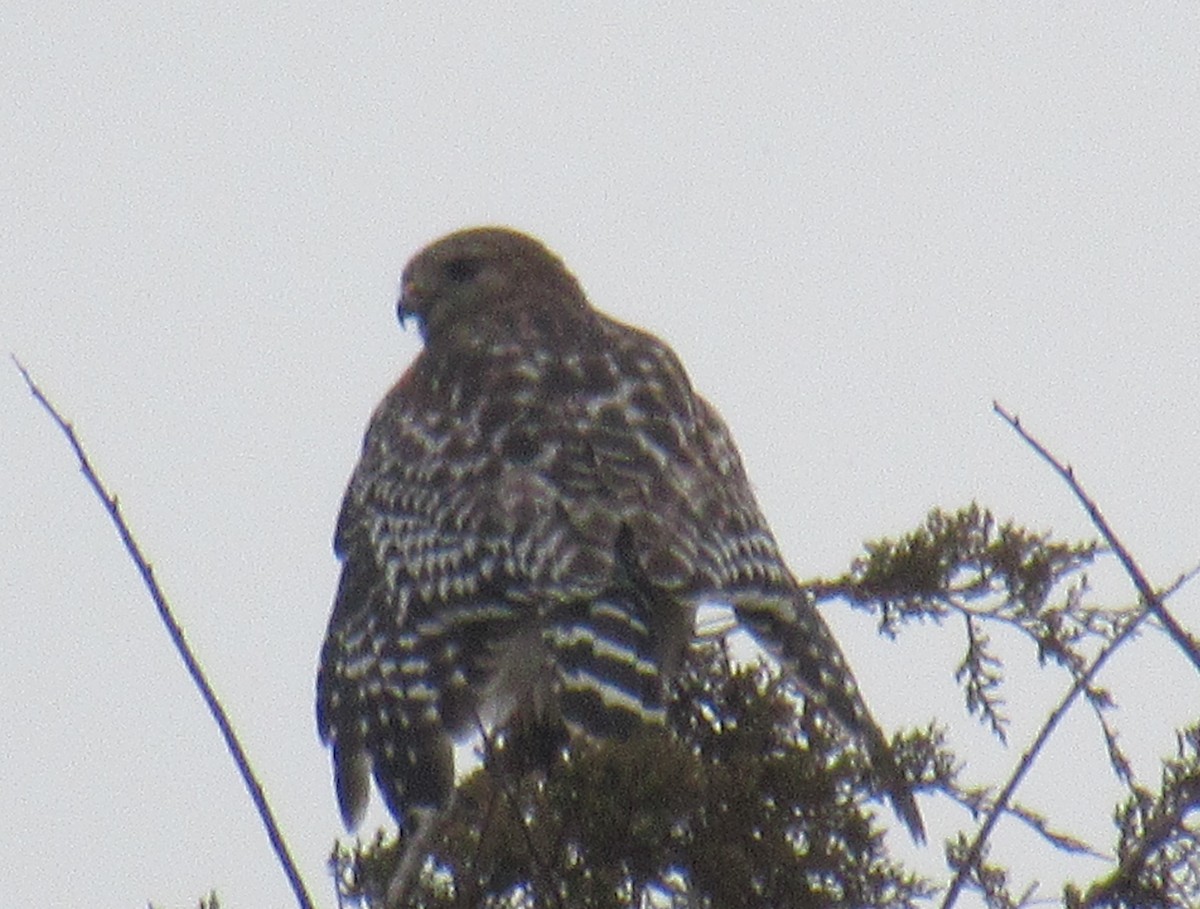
[472,710,565,909]
[384,804,445,909]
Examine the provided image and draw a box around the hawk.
[317,226,923,902]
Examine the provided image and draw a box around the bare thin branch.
[1006,801,1107,860]
[940,402,1200,909]
[13,356,316,909]
[940,605,1147,909]
[992,401,1200,673]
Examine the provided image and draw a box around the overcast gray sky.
[3,4,1199,907]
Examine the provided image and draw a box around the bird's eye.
[443,257,483,283]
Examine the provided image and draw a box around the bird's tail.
[733,591,925,843]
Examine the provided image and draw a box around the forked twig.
[13,356,315,909]
[940,403,1200,909]
[940,608,1144,909]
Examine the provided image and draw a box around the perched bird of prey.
[317,226,923,903]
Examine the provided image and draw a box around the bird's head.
[397,226,589,348]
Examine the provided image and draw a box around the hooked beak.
[396,277,416,329]
[396,277,430,341]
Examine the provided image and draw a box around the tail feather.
[733,590,925,843]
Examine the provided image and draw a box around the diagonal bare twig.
[940,603,1147,909]
[940,403,1200,909]
[992,401,1200,674]
[13,355,315,909]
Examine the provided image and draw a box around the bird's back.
[316,226,923,861]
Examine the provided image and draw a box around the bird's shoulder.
[335,308,785,588]
[360,311,705,471]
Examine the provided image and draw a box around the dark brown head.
[397,227,591,349]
